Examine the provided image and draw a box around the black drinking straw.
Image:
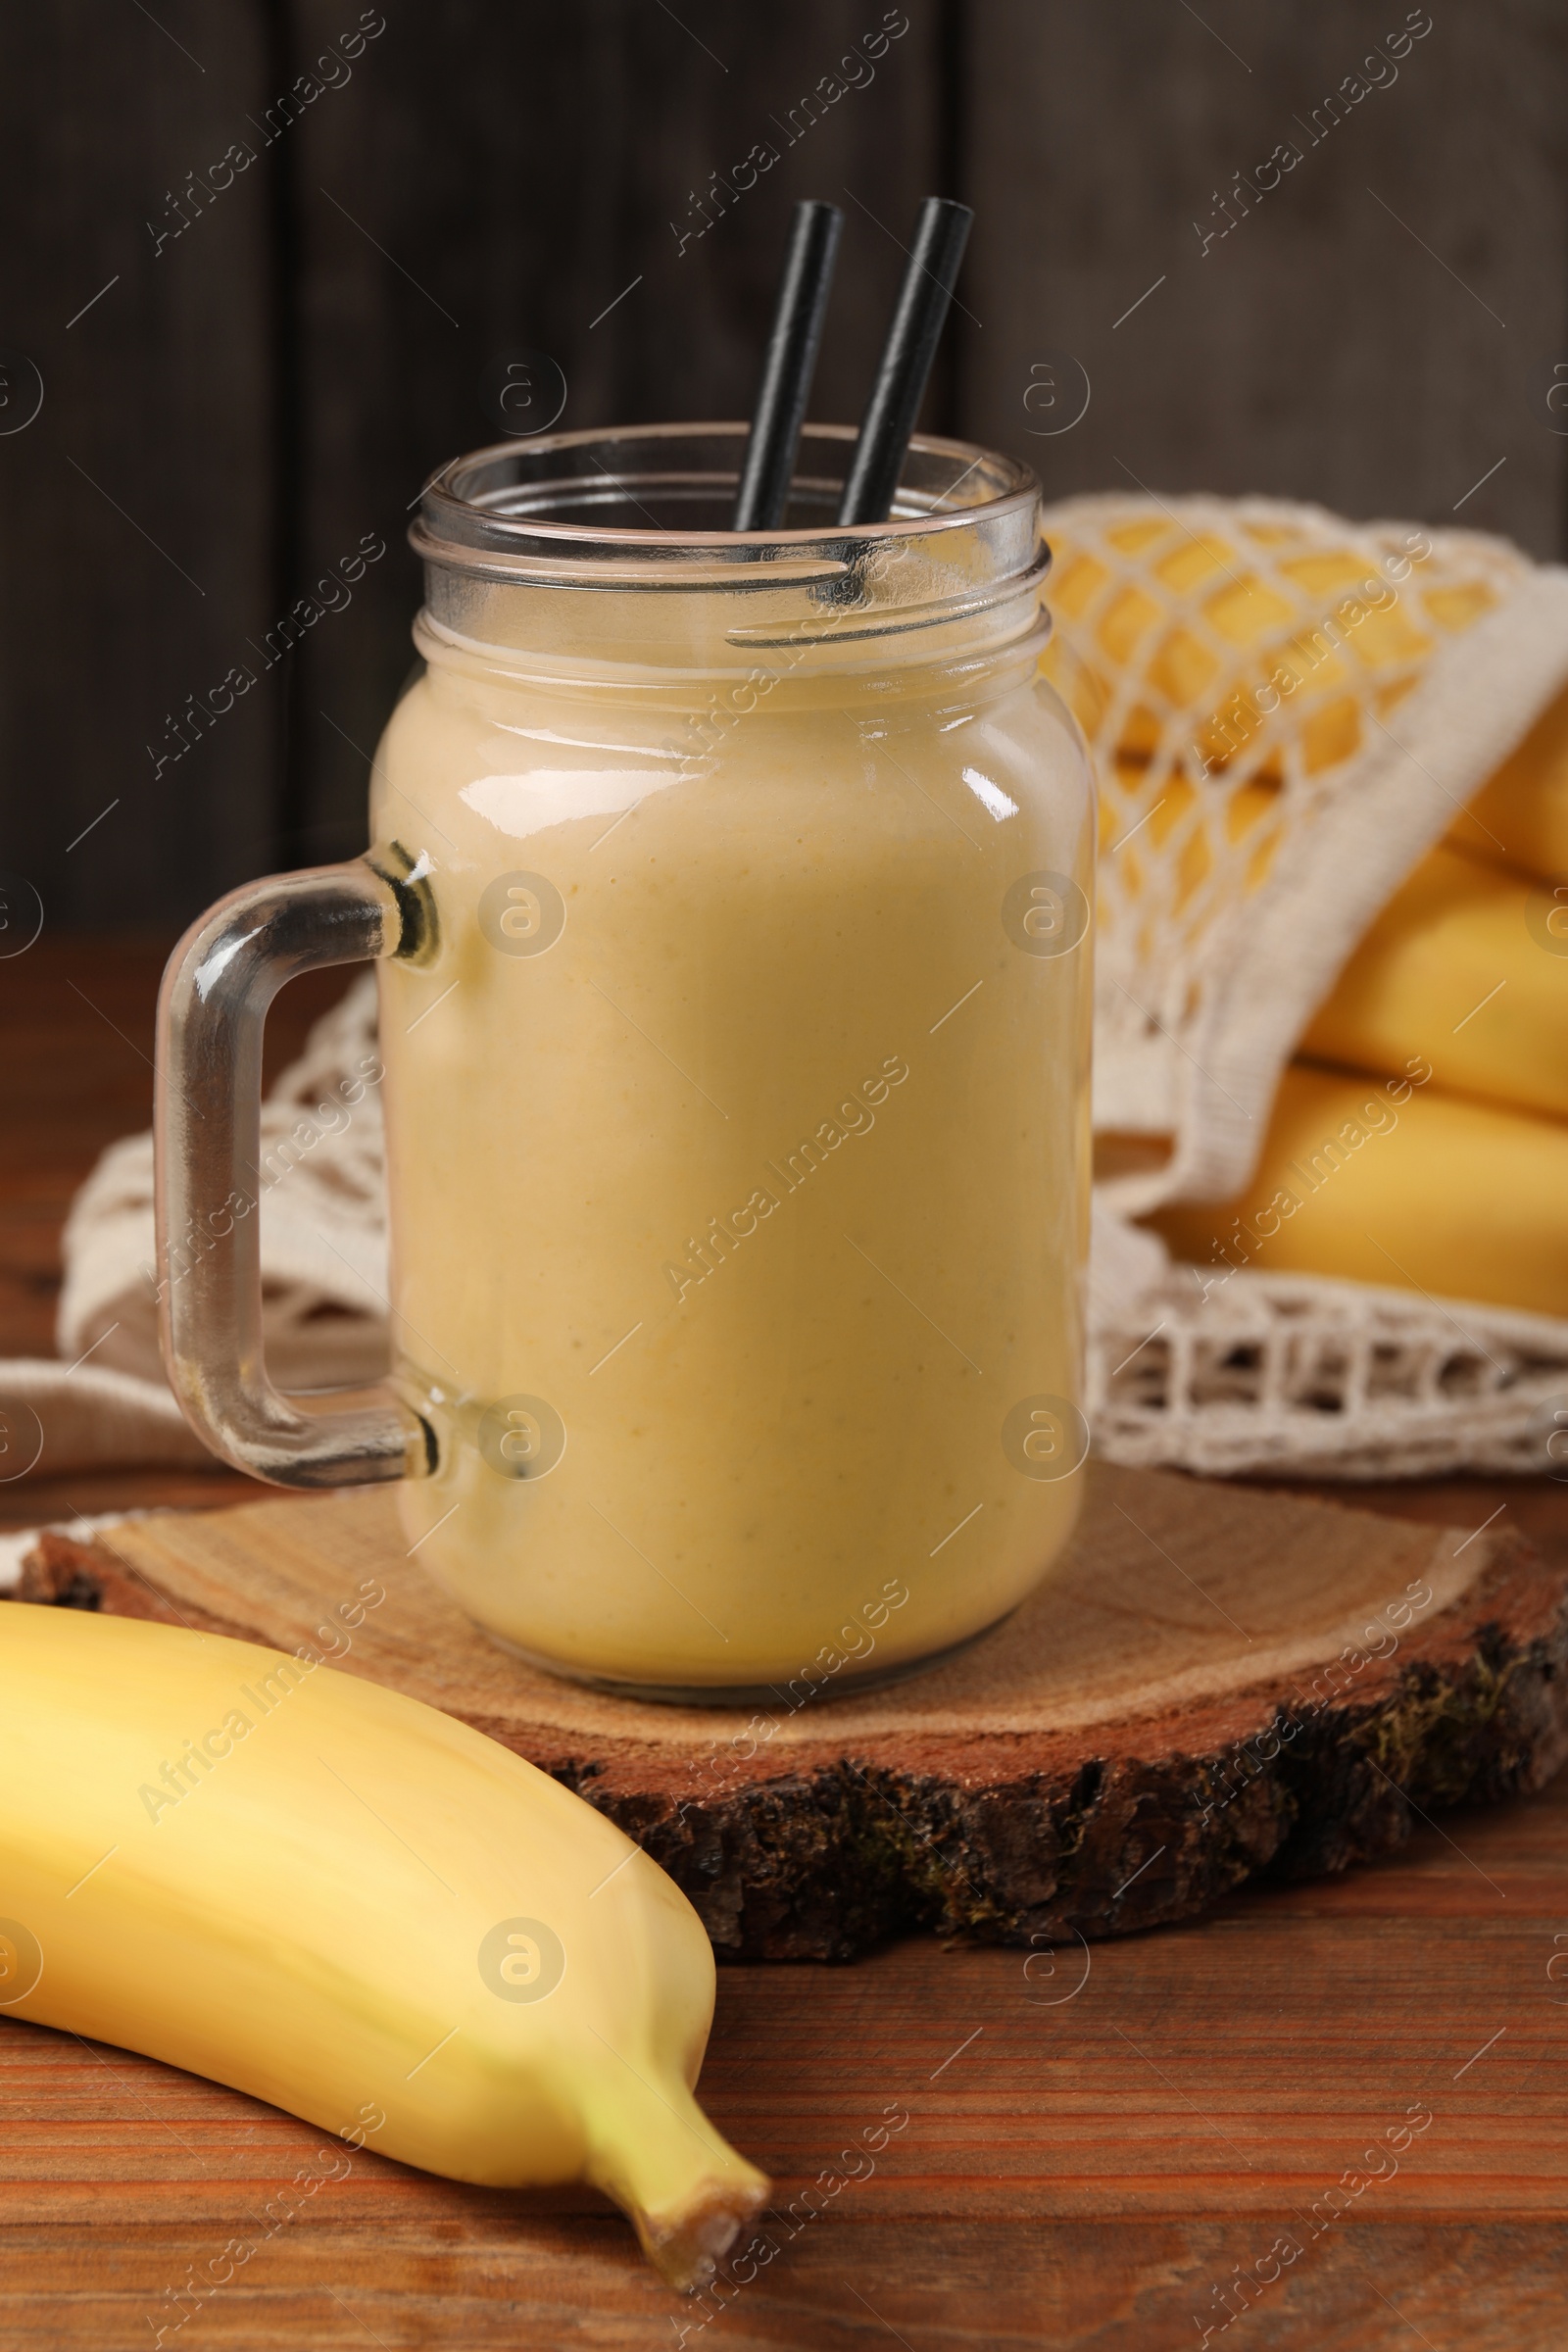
[731,200,844,532]
[835,197,973,527]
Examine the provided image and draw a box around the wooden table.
[3,937,1565,2350]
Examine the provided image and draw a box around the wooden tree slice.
[16,1465,1568,1960]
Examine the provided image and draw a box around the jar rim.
[411,421,1043,596]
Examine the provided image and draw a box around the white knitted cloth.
[12,493,1568,1481]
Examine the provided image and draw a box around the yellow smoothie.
[370,550,1092,1692]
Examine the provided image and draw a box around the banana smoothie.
[371,450,1093,1693]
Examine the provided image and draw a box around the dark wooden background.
[2,0,1564,930]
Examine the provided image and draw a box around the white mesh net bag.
[1046,493,1568,1474]
[56,974,390,1396]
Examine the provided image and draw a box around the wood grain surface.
[0,3,284,926]
[0,1780,1564,2350]
[3,947,1567,2345]
[21,1462,1568,1963]
[960,0,1568,556]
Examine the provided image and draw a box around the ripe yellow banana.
[0,1602,766,2288]
[1151,1059,1568,1317]
[1446,681,1568,879]
[1301,842,1568,1122]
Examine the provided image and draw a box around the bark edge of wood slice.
[15,1463,1568,1961]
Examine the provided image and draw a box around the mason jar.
[157,422,1094,1699]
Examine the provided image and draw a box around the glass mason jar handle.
[154,853,437,1490]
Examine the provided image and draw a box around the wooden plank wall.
[960,0,1568,551]
[2,0,1564,927]
[0,3,283,927]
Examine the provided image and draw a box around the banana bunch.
[0,1602,766,2288]
[1152,687,1568,1313]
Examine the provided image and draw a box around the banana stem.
[582,2065,771,2291]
